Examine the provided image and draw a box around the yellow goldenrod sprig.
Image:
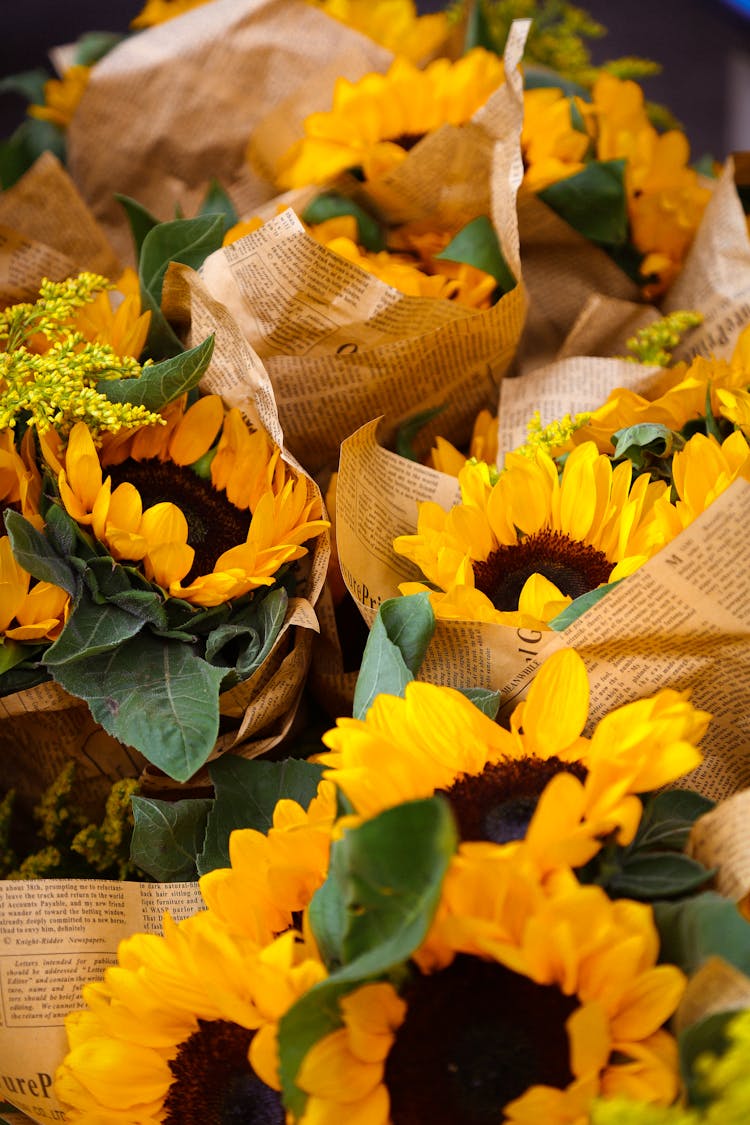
[516,408,592,459]
[71,777,140,879]
[0,274,163,438]
[0,789,17,877]
[625,310,704,367]
[33,760,87,844]
[0,274,112,351]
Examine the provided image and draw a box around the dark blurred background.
[2,0,750,160]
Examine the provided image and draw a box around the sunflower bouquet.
[0,264,329,827]
[40,620,750,1125]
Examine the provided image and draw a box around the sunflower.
[55,908,326,1123]
[28,64,90,130]
[394,441,671,628]
[200,779,338,942]
[571,342,750,456]
[648,430,750,541]
[310,0,449,63]
[0,535,69,641]
[52,398,328,607]
[0,427,43,527]
[276,47,505,189]
[521,86,593,193]
[316,647,708,871]
[293,857,685,1124]
[72,268,151,360]
[130,0,211,28]
[427,408,499,476]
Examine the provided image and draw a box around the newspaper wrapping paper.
[688,789,750,913]
[336,418,750,801]
[0,879,205,1123]
[198,20,530,475]
[65,0,395,263]
[0,154,121,281]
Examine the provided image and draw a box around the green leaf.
[199,179,239,230]
[464,0,495,52]
[82,557,168,627]
[679,1009,736,1108]
[0,663,49,697]
[44,589,147,665]
[632,790,714,852]
[100,335,214,412]
[436,215,516,295]
[302,192,385,252]
[0,69,50,104]
[73,31,124,66]
[523,66,590,100]
[549,579,621,630]
[459,687,501,719]
[612,423,676,468]
[0,119,66,189]
[0,638,36,677]
[395,404,446,461]
[198,757,325,875]
[278,798,457,1117]
[204,587,287,680]
[4,510,77,596]
[130,796,213,881]
[139,215,225,357]
[653,893,750,977]
[116,194,160,261]
[49,634,226,782]
[608,852,713,900]
[353,593,435,719]
[539,159,628,246]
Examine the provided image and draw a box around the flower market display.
[0,1,750,1123]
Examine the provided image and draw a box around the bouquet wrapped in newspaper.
[0,228,329,858]
[6,611,748,1124]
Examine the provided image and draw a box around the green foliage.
[131,797,214,881]
[198,179,239,232]
[653,893,750,977]
[279,798,457,1117]
[302,192,386,252]
[538,159,628,246]
[99,334,215,413]
[395,404,446,461]
[579,789,715,902]
[435,214,516,294]
[138,215,225,357]
[352,593,435,718]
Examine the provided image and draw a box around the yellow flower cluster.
[0,274,158,438]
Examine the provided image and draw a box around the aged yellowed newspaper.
[0,880,204,1122]
[66,0,392,261]
[198,21,530,472]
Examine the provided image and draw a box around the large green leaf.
[653,893,750,977]
[49,634,226,781]
[435,215,516,294]
[279,798,457,1117]
[302,192,385,252]
[116,194,160,261]
[607,852,713,900]
[73,31,124,66]
[204,586,287,681]
[198,757,325,874]
[199,179,239,231]
[539,159,628,246]
[352,593,435,719]
[130,796,213,881]
[395,404,446,461]
[44,589,148,665]
[139,215,225,357]
[100,335,214,412]
[0,119,66,189]
[0,69,49,103]
[4,510,77,596]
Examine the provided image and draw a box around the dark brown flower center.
[439,756,587,845]
[163,1019,284,1125]
[108,459,250,582]
[472,527,613,612]
[391,132,426,151]
[385,955,577,1125]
